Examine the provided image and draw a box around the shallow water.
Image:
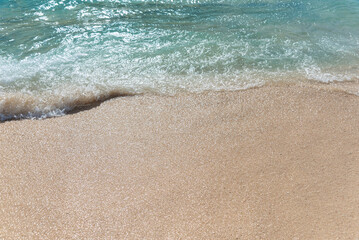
[1,0,359,120]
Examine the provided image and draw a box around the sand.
[0,83,358,239]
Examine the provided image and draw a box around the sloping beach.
[1,83,358,239]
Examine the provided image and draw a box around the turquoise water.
[1,0,359,120]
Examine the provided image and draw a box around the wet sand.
[1,83,358,239]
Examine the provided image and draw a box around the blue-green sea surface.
[1,0,359,120]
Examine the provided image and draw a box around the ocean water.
[1,0,359,120]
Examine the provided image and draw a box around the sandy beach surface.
[1,83,358,239]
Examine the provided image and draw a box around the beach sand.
[1,83,358,239]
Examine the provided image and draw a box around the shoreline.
[1,79,358,122]
[1,83,359,239]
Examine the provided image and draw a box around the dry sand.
[0,83,358,239]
